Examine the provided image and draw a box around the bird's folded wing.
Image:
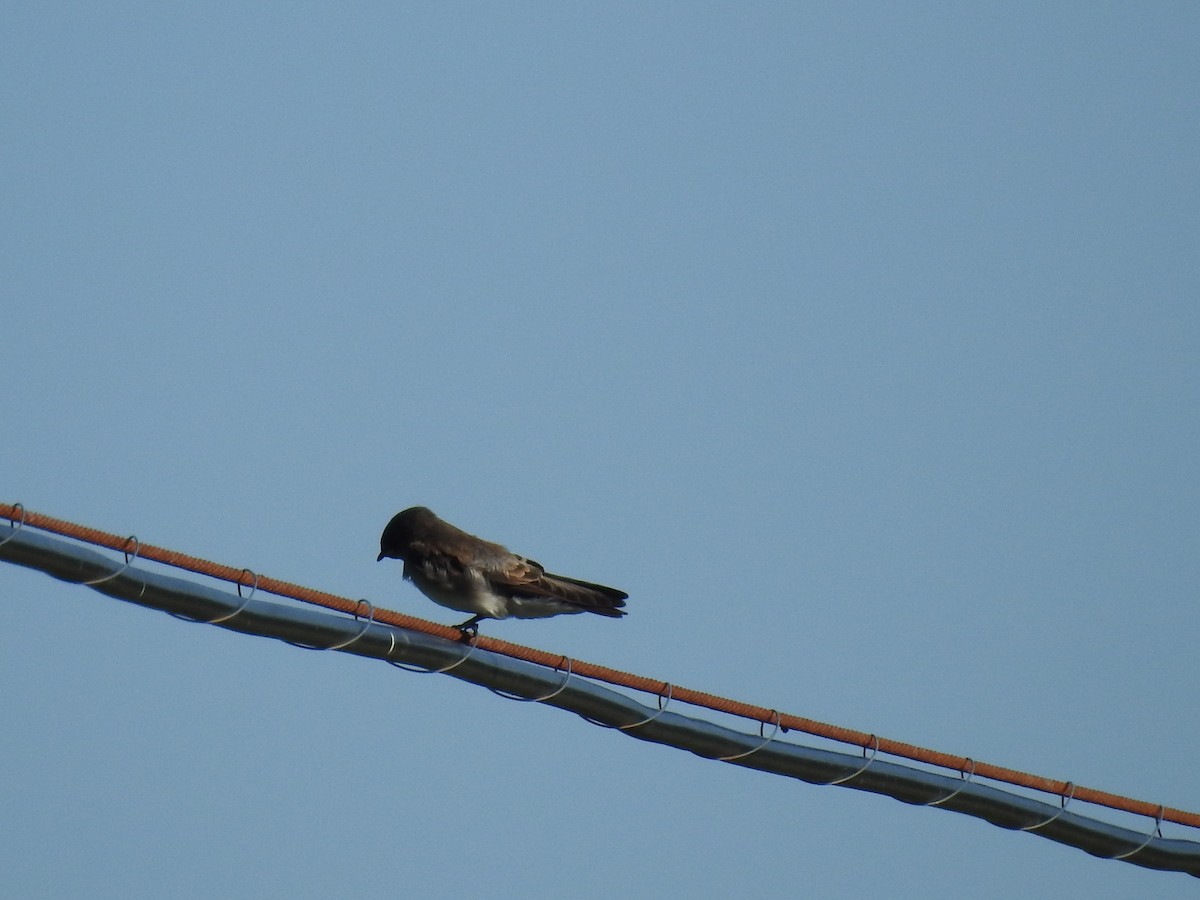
[484,556,627,610]
[402,541,470,581]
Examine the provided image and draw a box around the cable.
[2,502,1198,839]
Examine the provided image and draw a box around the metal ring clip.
[489,656,574,703]
[617,682,674,731]
[283,599,375,651]
[81,536,140,585]
[923,758,976,807]
[820,734,879,786]
[1108,806,1165,860]
[385,629,480,674]
[1020,782,1075,832]
[717,710,782,762]
[208,569,260,624]
[168,568,260,624]
[578,681,681,734]
[0,503,25,548]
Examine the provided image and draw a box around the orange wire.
[2,502,1196,830]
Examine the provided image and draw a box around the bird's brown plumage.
[377,507,627,623]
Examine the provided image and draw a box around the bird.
[377,506,627,635]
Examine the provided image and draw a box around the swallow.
[377,506,628,634]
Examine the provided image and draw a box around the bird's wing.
[401,539,472,583]
[483,555,628,614]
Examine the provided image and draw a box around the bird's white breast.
[405,563,586,620]
[407,565,510,618]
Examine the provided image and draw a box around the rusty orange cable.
[2,502,1197,830]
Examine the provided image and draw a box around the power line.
[1,505,1198,877]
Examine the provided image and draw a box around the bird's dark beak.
[376,551,386,562]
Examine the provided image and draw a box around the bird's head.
[377,506,437,561]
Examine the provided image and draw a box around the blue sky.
[3,4,1198,897]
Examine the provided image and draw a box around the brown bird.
[377,507,628,634]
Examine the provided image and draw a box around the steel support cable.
[1,522,1199,877]
[2,503,1198,835]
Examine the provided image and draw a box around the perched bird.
[377,506,628,634]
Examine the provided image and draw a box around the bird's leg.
[454,615,483,640]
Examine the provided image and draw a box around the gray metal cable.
[2,522,1197,878]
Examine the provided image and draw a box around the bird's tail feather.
[543,572,628,615]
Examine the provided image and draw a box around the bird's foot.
[454,616,482,641]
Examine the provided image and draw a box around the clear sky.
[3,4,1198,898]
